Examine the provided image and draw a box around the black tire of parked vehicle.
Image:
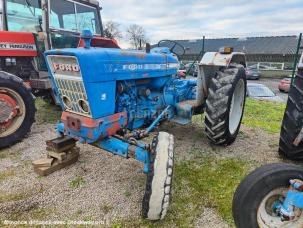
[232,163,303,228]
[279,70,303,160]
[204,64,247,145]
[0,71,36,149]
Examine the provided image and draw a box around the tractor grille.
[54,78,90,116]
[46,55,91,117]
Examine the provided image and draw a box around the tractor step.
[33,136,79,176]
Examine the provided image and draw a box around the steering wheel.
[157,40,186,57]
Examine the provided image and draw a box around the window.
[76,4,100,34]
[50,0,101,34]
[50,0,77,31]
[6,0,42,32]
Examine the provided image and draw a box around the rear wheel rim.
[0,87,26,137]
[257,187,303,227]
[229,79,245,134]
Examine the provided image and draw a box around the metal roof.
[172,36,303,55]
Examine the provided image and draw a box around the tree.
[126,24,148,49]
[103,21,122,40]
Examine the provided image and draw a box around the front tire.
[204,64,247,145]
[142,132,174,220]
[233,163,303,228]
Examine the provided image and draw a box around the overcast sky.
[100,0,303,47]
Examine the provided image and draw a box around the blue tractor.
[43,31,247,220]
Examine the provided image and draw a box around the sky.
[100,0,303,47]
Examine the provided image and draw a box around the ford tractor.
[0,0,115,148]
[232,52,303,228]
[43,31,247,220]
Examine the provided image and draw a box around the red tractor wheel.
[0,72,35,148]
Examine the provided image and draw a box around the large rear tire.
[0,72,35,148]
[204,64,247,145]
[142,132,174,220]
[233,163,303,228]
[279,70,303,160]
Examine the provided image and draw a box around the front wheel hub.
[0,88,25,137]
[0,94,19,121]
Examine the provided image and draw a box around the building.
[174,36,303,70]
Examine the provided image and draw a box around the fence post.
[291,33,302,84]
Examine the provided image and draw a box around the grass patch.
[0,192,26,203]
[69,176,85,188]
[35,98,61,124]
[0,150,10,159]
[0,169,15,182]
[100,204,113,214]
[164,156,250,226]
[242,98,286,133]
[192,114,204,127]
[114,155,251,227]
[7,205,55,221]
[123,190,131,198]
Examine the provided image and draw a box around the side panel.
[0,31,37,57]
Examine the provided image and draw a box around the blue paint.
[271,179,303,219]
[279,189,303,218]
[95,136,149,173]
[81,29,93,49]
[146,105,171,133]
[44,30,200,172]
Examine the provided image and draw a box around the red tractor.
[0,0,113,148]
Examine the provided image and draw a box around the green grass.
[0,192,26,203]
[165,156,250,226]
[100,203,113,214]
[69,176,85,189]
[192,98,285,134]
[35,98,61,124]
[113,155,251,227]
[0,169,15,182]
[123,190,131,198]
[7,205,55,221]
[242,98,286,133]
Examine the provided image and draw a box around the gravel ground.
[0,119,284,227]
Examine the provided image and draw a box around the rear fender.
[197,52,246,99]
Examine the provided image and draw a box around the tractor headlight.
[62,96,72,109]
[78,99,90,113]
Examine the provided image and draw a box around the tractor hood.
[44,47,179,119]
[44,47,179,83]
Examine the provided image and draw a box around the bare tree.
[103,21,122,40]
[126,24,148,49]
